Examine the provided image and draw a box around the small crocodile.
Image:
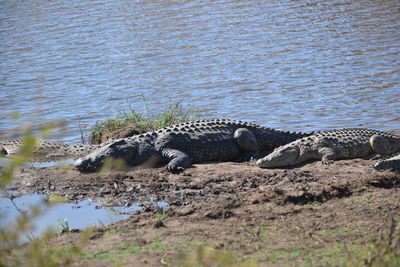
[373,154,400,172]
[0,140,100,159]
[75,119,310,172]
[256,128,400,168]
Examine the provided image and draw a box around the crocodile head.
[256,145,300,168]
[75,139,138,172]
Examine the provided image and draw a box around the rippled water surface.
[1,0,399,142]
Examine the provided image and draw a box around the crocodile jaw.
[75,154,106,172]
[256,146,300,168]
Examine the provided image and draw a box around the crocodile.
[0,140,100,159]
[75,119,310,172]
[256,128,400,168]
[373,154,400,172]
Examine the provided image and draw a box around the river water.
[1,0,399,143]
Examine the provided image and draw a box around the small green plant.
[57,218,70,233]
[151,237,166,251]
[154,203,167,228]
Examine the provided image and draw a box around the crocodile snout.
[256,146,300,168]
[75,156,104,173]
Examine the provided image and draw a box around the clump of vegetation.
[345,217,400,267]
[90,96,204,144]
[0,128,83,266]
[154,204,167,229]
[1,131,40,189]
[57,218,70,234]
[178,245,257,267]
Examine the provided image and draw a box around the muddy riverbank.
[5,158,400,265]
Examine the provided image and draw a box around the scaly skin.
[75,119,310,172]
[373,154,400,172]
[256,128,400,168]
[0,140,100,159]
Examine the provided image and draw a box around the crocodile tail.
[0,140,99,159]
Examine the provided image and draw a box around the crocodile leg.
[234,128,258,151]
[233,128,259,161]
[161,148,192,172]
[370,135,393,155]
[318,147,338,164]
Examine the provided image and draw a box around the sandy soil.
[7,158,400,266]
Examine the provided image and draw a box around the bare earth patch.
[8,158,400,266]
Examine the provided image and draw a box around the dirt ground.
[8,158,400,266]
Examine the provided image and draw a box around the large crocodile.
[75,119,310,172]
[373,154,400,172]
[256,128,400,168]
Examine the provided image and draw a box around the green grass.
[81,250,112,260]
[345,218,400,267]
[259,218,400,267]
[264,245,311,263]
[57,218,70,233]
[154,207,167,228]
[178,245,257,267]
[90,96,204,143]
[151,237,167,251]
[116,244,141,254]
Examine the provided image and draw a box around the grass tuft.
[178,245,257,267]
[90,96,204,144]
